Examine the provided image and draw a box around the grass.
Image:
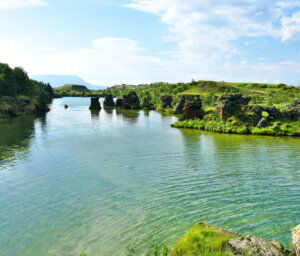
[170,223,239,256]
[171,117,300,136]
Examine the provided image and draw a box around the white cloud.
[281,11,300,41]
[0,0,47,10]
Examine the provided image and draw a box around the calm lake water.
[0,97,300,256]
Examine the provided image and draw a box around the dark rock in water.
[292,98,300,108]
[103,94,116,108]
[292,225,300,256]
[225,235,293,256]
[122,91,140,110]
[174,95,186,114]
[116,98,124,108]
[141,96,154,110]
[161,95,173,108]
[182,95,203,120]
[257,117,269,128]
[89,97,101,110]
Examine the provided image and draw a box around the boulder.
[292,225,300,256]
[123,91,140,109]
[174,95,186,114]
[89,97,101,110]
[226,235,292,256]
[182,95,203,120]
[103,94,116,108]
[161,95,173,108]
[219,93,251,105]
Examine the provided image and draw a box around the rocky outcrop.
[161,95,173,108]
[292,225,300,256]
[226,235,292,256]
[174,95,186,114]
[286,99,300,121]
[171,222,296,256]
[103,94,115,108]
[182,95,203,120]
[291,98,300,108]
[116,98,124,108]
[122,91,140,109]
[141,96,154,110]
[215,94,251,120]
[89,97,101,110]
[115,91,140,110]
[0,97,50,119]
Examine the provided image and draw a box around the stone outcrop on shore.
[0,97,50,119]
[161,95,173,109]
[171,222,300,256]
[103,94,115,108]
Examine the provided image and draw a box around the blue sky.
[0,0,300,86]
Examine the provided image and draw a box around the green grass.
[170,223,238,256]
[172,118,300,136]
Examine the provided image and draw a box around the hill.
[30,74,107,90]
[55,84,89,92]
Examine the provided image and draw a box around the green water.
[0,97,299,256]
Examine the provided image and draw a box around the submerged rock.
[182,95,203,120]
[161,95,173,108]
[103,94,115,108]
[292,225,300,256]
[89,97,101,110]
[174,95,186,114]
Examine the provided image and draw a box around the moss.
[170,223,236,256]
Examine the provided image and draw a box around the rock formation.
[141,96,154,110]
[182,95,203,120]
[286,98,300,121]
[116,91,140,110]
[161,95,173,108]
[103,94,115,108]
[89,97,101,110]
[292,225,300,256]
[174,95,186,114]
[215,94,251,120]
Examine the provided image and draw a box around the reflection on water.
[0,97,299,256]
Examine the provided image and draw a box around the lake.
[0,97,299,256]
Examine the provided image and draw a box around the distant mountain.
[30,75,107,90]
[55,84,89,92]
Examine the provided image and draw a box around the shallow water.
[0,97,299,256]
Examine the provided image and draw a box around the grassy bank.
[172,118,300,136]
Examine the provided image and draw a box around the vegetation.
[170,223,238,256]
[0,62,54,118]
[0,62,54,98]
[172,113,300,136]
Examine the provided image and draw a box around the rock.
[287,107,300,121]
[182,95,203,120]
[174,95,186,114]
[215,94,251,120]
[292,225,300,256]
[257,117,269,128]
[161,95,173,108]
[226,235,293,256]
[141,96,154,110]
[116,98,124,108]
[89,97,101,110]
[122,91,140,109]
[103,94,116,108]
[291,99,300,108]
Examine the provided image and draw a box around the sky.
[0,0,300,86]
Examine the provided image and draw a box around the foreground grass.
[170,223,237,256]
[172,119,300,136]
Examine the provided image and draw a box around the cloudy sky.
[0,0,300,86]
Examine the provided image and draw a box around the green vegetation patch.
[170,223,236,256]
